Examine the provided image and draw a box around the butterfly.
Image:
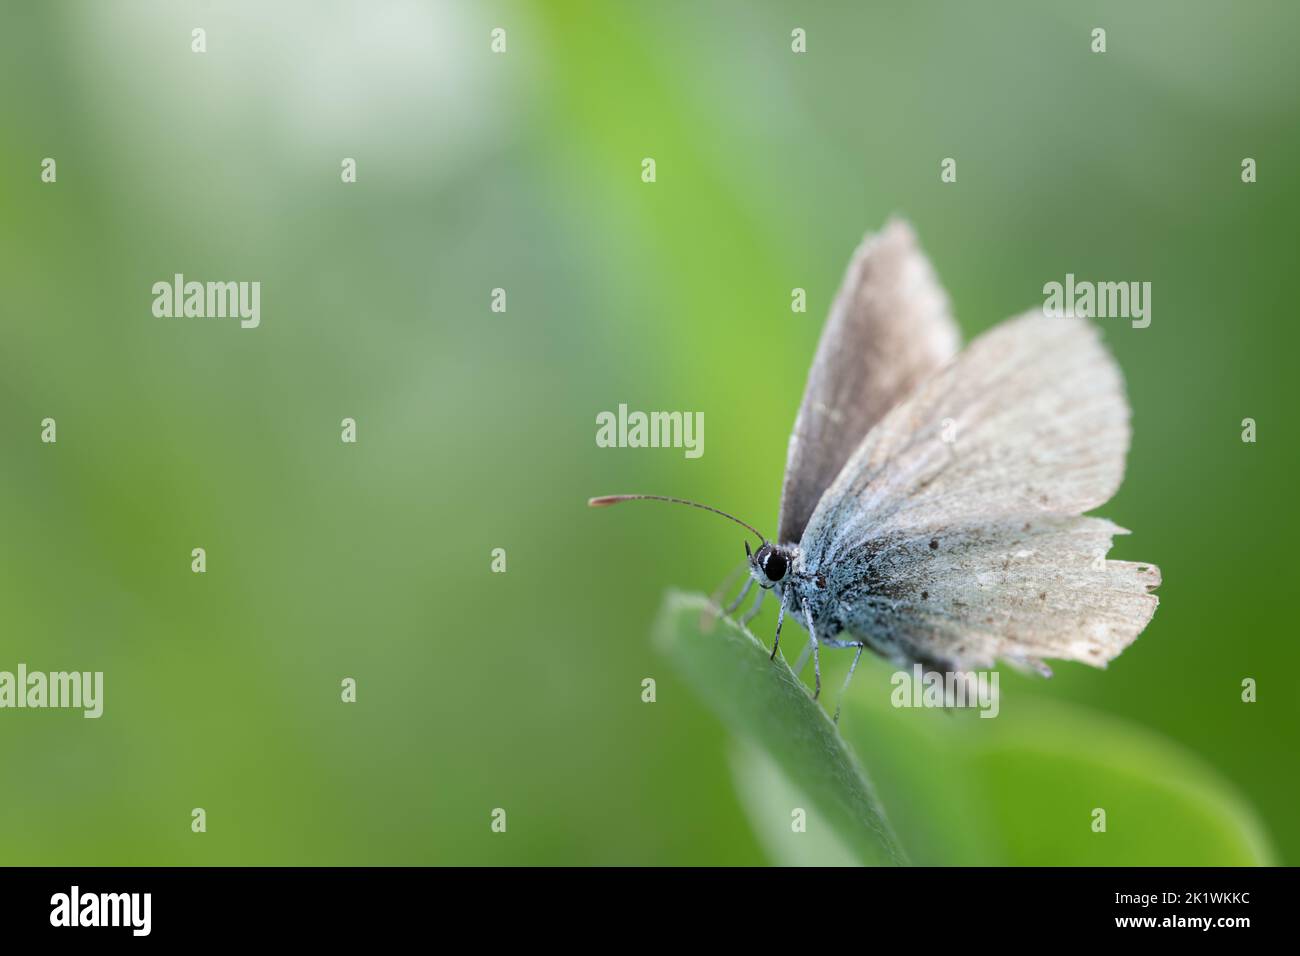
[591,220,1160,721]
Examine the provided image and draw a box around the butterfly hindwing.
[798,311,1160,671]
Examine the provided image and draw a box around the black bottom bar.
[2,866,1291,941]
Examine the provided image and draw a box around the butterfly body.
[751,538,944,671]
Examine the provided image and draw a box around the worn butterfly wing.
[777,219,960,546]
[798,311,1159,672]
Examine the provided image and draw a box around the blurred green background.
[1,0,1296,865]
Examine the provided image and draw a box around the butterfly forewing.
[777,219,960,545]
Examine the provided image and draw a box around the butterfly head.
[747,541,791,589]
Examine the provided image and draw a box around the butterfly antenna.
[588,494,767,544]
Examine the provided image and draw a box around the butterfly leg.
[800,595,821,700]
[723,575,754,615]
[769,589,788,661]
[740,586,766,626]
[832,643,866,725]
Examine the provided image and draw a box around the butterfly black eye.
[763,550,788,582]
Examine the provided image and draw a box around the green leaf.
[653,590,906,866]
[728,741,866,867]
[836,682,1276,866]
[657,591,1275,866]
